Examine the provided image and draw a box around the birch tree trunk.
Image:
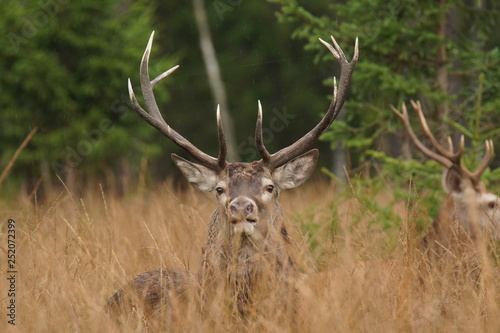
[191,0,239,161]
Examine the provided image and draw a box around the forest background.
[1,0,500,208]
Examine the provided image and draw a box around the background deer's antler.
[390,100,494,185]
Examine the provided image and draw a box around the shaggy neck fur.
[423,192,481,253]
[199,206,295,314]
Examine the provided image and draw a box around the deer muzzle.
[229,196,258,235]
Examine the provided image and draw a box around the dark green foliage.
[0,0,166,192]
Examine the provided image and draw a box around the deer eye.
[265,185,275,193]
[215,187,225,195]
[488,201,497,209]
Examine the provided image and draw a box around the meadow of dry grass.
[1,179,500,332]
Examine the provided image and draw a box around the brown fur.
[107,269,196,329]
[418,175,499,285]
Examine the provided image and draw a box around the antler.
[471,139,494,184]
[390,100,494,185]
[256,36,359,168]
[128,31,227,171]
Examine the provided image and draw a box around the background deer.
[391,101,499,262]
[108,32,358,323]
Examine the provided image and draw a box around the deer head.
[128,32,357,260]
[391,100,499,243]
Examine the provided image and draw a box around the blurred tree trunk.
[191,0,239,162]
[446,2,466,147]
[63,165,76,195]
[436,0,469,146]
[436,0,450,139]
[331,107,347,183]
[40,159,53,196]
[400,129,411,161]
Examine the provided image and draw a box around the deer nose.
[229,197,256,220]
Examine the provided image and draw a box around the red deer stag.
[108,32,358,323]
[391,100,499,262]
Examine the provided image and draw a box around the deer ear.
[442,167,464,193]
[273,149,319,190]
[172,154,217,192]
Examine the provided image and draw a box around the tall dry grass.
[1,179,500,332]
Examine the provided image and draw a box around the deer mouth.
[232,219,256,236]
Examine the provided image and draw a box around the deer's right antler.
[390,100,494,186]
[128,31,227,171]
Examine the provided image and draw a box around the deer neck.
[200,207,294,278]
[424,192,480,250]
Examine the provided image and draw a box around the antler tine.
[259,37,358,168]
[328,36,359,120]
[410,100,463,162]
[139,31,164,122]
[390,102,453,169]
[129,31,221,171]
[255,100,271,164]
[469,139,494,183]
[446,136,454,154]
